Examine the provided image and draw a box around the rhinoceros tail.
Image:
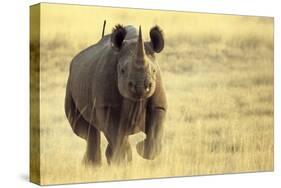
[102,20,106,38]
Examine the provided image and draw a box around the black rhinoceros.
[65,24,167,165]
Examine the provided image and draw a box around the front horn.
[136,26,146,66]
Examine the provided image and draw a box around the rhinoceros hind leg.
[65,80,101,166]
[83,125,102,166]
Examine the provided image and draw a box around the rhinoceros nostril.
[144,82,152,92]
[128,81,134,88]
[128,81,137,93]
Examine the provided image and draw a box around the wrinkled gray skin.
[65,25,167,165]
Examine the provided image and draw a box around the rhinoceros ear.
[149,25,164,53]
[111,24,127,50]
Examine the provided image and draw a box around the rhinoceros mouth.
[129,95,146,101]
[124,93,150,102]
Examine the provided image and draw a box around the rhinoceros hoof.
[136,141,155,160]
[136,141,144,157]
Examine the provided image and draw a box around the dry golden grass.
[32,3,273,185]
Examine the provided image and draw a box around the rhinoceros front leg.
[137,107,165,160]
[105,133,132,165]
[96,107,133,165]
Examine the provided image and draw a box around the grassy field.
[32,3,273,185]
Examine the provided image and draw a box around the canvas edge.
[30,3,41,185]
[27,2,275,185]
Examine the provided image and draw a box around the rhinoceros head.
[111,25,164,101]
